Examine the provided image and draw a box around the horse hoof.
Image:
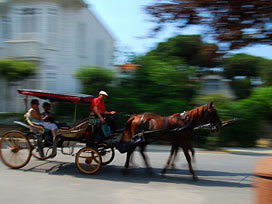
[193,175,199,181]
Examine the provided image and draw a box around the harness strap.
[140,112,147,131]
[164,117,168,129]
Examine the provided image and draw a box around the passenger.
[41,102,69,128]
[26,99,58,157]
[41,102,55,123]
[90,91,116,134]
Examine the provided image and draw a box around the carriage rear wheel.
[28,133,53,160]
[0,131,32,169]
[75,147,102,174]
[97,144,115,165]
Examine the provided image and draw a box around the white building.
[199,74,235,99]
[0,0,115,112]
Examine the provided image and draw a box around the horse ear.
[209,101,214,108]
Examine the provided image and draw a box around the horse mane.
[184,104,208,124]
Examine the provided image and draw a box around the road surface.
[0,146,270,204]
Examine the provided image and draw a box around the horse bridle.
[180,104,221,131]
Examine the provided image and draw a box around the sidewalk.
[146,144,272,155]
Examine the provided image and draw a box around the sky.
[86,0,272,62]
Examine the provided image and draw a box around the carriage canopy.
[18,89,94,104]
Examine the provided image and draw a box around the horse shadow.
[20,159,252,188]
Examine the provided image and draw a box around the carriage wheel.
[75,147,102,174]
[0,131,32,169]
[97,144,115,165]
[28,133,53,160]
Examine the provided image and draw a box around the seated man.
[90,91,116,134]
[26,99,58,158]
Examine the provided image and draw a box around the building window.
[0,16,11,46]
[47,8,58,48]
[77,23,86,57]
[17,8,42,40]
[95,39,105,67]
[20,8,41,33]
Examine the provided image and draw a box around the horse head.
[203,101,222,132]
[177,102,222,132]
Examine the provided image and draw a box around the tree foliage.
[146,0,272,50]
[258,58,272,86]
[147,35,222,67]
[223,54,263,79]
[76,66,115,95]
[224,87,272,146]
[0,60,37,81]
[127,54,199,114]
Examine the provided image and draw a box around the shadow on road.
[20,160,252,188]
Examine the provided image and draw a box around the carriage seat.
[57,119,89,138]
[24,113,45,134]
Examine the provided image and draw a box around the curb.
[146,145,272,155]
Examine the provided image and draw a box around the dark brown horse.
[121,102,222,180]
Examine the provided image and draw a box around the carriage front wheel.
[0,131,32,169]
[97,144,115,165]
[75,147,102,174]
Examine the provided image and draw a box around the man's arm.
[104,111,116,115]
[93,106,105,124]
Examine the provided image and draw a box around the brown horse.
[121,102,222,180]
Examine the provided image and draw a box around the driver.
[90,91,116,134]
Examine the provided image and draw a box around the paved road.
[0,146,270,204]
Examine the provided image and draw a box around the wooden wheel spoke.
[5,138,14,149]
[10,136,16,148]
[75,147,102,174]
[3,142,13,150]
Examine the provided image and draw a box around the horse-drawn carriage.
[0,89,235,179]
[0,89,120,174]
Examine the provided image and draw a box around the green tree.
[223,54,262,79]
[258,59,272,86]
[0,60,36,81]
[76,66,115,95]
[222,54,270,99]
[230,78,252,99]
[147,35,222,68]
[224,87,272,146]
[130,54,199,113]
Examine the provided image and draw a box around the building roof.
[117,63,138,70]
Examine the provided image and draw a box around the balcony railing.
[5,40,42,61]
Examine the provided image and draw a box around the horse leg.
[183,146,198,181]
[170,145,179,169]
[129,151,138,167]
[123,144,137,174]
[189,145,195,163]
[161,144,177,175]
[139,143,153,174]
